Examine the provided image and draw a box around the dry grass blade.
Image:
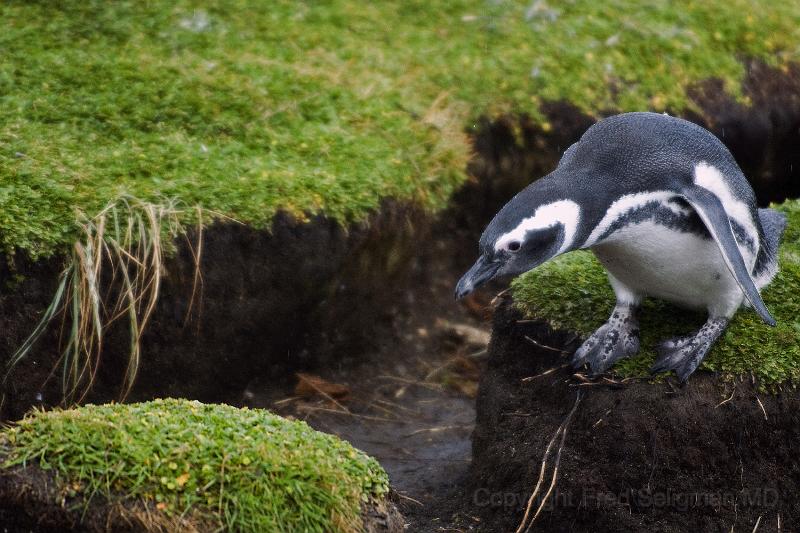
[524,335,569,354]
[525,394,581,531]
[183,207,204,326]
[5,271,70,376]
[755,396,768,421]
[6,196,205,403]
[516,391,582,533]
[514,416,562,533]
[715,386,736,408]
[521,365,568,382]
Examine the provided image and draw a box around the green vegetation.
[512,201,800,386]
[2,0,800,257]
[0,399,389,532]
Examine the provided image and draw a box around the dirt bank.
[0,201,429,419]
[0,462,403,533]
[470,298,800,533]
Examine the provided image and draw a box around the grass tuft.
[0,399,389,533]
[6,197,203,403]
[512,200,800,387]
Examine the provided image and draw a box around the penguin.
[455,112,786,382]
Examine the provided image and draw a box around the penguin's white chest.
[591,221,753,317]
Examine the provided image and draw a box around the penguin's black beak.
[455,256,501,300]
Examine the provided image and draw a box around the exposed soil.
[0,207,495,533]
[470,299,800,533]
[247,326,483,533]
[0,462,403,533]
[1,201,431,420]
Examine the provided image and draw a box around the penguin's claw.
[650,339,711,383]
[650,317,729,382]
[572,321,640,376]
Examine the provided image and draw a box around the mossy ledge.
[0,398,401,533]
[511,199,800,387]
[3,0,800,259]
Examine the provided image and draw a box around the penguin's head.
[454,193,580,299]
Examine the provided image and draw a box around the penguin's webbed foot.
[572,305,640,376]
[650,317,729,382]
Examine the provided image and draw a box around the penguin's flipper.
[679,185,776,326]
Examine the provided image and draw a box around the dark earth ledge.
[0,200,429,420]
[0,463,404,533]
[469,298,800,533]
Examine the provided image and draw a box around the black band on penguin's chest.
[598,200,708,242]
[597,200,757,254]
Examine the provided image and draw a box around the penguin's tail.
[753,208,787,289]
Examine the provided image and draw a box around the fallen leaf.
[294,373,350,400]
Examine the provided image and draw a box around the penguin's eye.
[506,240,521,252]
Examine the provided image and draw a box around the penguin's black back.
[559,112,749,196]
[548,112,762,247]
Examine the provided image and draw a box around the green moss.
[0,399,389,532]
[2,0,800,257]
[512,201,800,386]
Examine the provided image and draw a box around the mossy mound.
[2,0,800,257]
[512,200,800,386]
[0,399,392,532]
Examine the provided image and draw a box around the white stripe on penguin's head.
[494,200,581,255]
